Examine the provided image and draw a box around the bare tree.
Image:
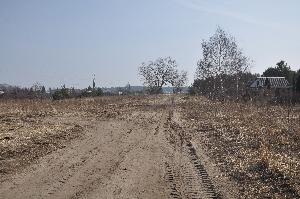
[32,82,43,92]
[172,71,188,93]
[139,57,187,94]
[196,27,250,99]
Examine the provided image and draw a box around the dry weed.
[180,96,300,198]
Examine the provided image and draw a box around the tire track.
[165,162,182,199]
[185,141,221,199]
[165,97,221,199]
[165,141,221,199]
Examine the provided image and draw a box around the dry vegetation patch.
[180,96,300,199]
[0,100,85,181]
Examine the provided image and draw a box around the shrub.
[52,86,70,100]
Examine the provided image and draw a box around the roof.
[249,77,290,89]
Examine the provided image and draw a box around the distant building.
[0,90,4,95]
[248,77,292,100]
[249,77,290,89]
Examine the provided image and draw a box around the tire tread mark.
[186,141,221,199]
[165,162,182,199]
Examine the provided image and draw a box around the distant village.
[0,71,299,104]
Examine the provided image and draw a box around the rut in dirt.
[186,141,220,199]
[165,162,182,199]
[165,140,221,199]
[165,98,221,199]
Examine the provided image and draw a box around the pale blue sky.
[1,0,299,88]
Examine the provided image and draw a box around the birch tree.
[196,27,250,99]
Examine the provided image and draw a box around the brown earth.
[0,96,233,199]
[0,95,299,199]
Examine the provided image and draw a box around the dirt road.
[0,96,235,199]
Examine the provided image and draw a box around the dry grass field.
[179,96,300,198]
[0,95,299,198]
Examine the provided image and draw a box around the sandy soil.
[0,96,236,199]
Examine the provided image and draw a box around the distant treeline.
[0,85,108,100]
[189,65,300,103]
[0,84,145,100]
[0,84,48,99]
[189,72,259,97]
[0,82,192,100]
[186,27,300,103]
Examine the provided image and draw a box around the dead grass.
[180,96,300,199]
[2,95,299,198]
